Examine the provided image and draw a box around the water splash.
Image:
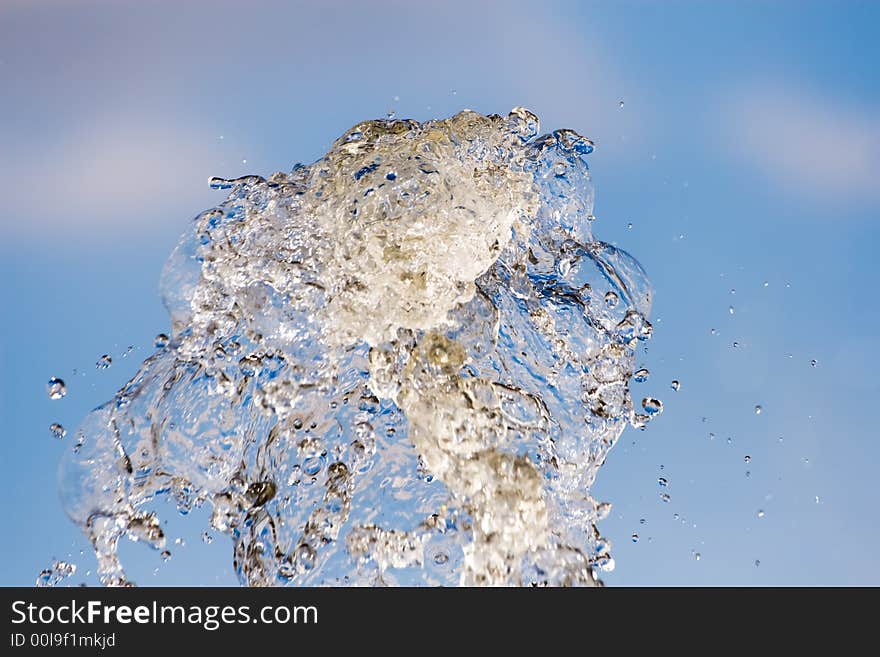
[57,109,654,587]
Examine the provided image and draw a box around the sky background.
[1,0,878,586]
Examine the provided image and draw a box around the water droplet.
[160,550,171,561]
[639,518,646,525]
[385,171,397,181]
[763,281,769,287]
[154,333,170,348]
[728,306,734,315]
[757,509,765,518]
[618,100,625,109]
[626,222,633,230]
[660,492,671,503]
[670,380,680,391]
[694,552,701,561]
[631,533,639,543]
[96,354,112,369]
[47,377,66,400]
[642,397,663,416]
[658,477,668,487]
[754,559,761,567]
[433,552,449,566]
[202,531,213,544]
[242,159,247,165]
[633,368,650,383]
[49,423,66,439]
[811,359,817,367]
[744,455,751,463]
[755,405,762,415]
[815,495,821,504]
[730,288,736,295]
[594,555,615,572]
[710,328,717,335]
[595,501,612,520]
[733,341,739,348]
[604,291,619,308]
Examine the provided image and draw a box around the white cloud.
[720,84,880,204]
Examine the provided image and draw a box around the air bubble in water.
[47,377,66,400]
[50,423,66,439]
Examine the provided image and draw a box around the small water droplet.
[733,341,739,348]
[757,509,765,518]
[47,377,66,400]
[242,159,247,165]
[433,552,449,566]
[604,291,619,308]
[658,477,668,487]
[730,288,736,295]
[631,533,639,543]
[154,333,170,348]
[618,100,625,109]
[96,354,112,369]
[595,501,612,520]
[811,359,817,367]
[639,518,646,525]
[160,550,171,561]
[754,559,761,567]
[386,108,396,119]
[694,552,701,561]
[728,306,735,315]
[633,368,650,383]
[815,495,821,504]
[744,455,751,463]
[202,531,213,544]
[710,328,717,335]
[660,492,671,503]
[642,397,663,416]
[755,405,762,415]
[626,222,633,230]
[670,380,680,391]
[49,423,66,439]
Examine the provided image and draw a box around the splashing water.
[57,108,654,587]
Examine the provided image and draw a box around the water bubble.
[633,368,650,383]
[811,359,817,367]
[46,377,66,400]
[658,477,668,487]
[670,380,680,391]
[618,100,625,109]
[96,354,112,369]
[660,493,671,503]
[160,550,172,561]
[730,288,736,295]
[757,509,765,518]
[49,423,66,439]
[744,455,751,463]
[626,222,633,230]
[710,328,717,335]
[754,559,761,567]
[631,533,639,543]
[642,397,663,416]
[754,405,762,415]
[604,291,619,308]
[732,341,739,348]
[639,518,646,525]
[763,281,769,287]
[154,333,170,348]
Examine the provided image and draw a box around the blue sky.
[1,0,878,585]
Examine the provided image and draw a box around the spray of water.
[57,108,654,586]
